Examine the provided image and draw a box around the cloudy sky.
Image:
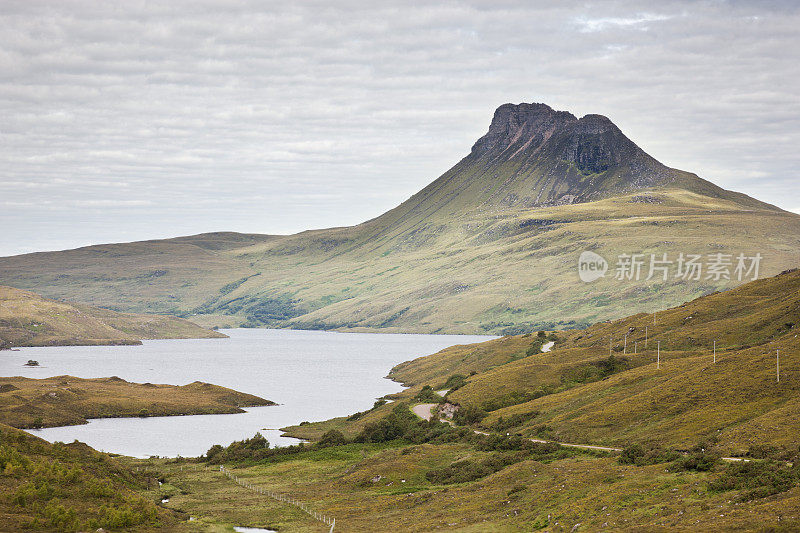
[1,0,798,256]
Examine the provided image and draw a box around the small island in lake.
[24,360,39,367]
[0,375,275,429]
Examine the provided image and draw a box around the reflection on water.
[4,328,493,457]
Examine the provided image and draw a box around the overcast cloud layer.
[1,0,798,256]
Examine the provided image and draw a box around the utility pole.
[657,341,661,370]
[777,350,780,383]
[713,340,716,364]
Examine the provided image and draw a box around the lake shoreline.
[4,328,495,457]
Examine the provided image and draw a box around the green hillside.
[0,285,225,348]
[0,423,180,531]
[378,268,800,455]
[1,104,798,334]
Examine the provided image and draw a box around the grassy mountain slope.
[380,268,800,454]
[0,285,225,348]
[1,104,799,334]
[0,376,275,429]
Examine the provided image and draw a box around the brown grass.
[0,376,274,429]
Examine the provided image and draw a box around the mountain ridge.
[0,103,797,334]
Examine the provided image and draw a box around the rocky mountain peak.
[470,102,576,156]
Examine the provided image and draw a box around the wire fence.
[219,465,336,532]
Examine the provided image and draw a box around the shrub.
[669,452,718,472]
[415,385,441,402]
[561,355,630,385]
[355,404,469,445]
[452,405,487,425]
[481,388,553,412]
[618,444,681,466]
[709,460,799,500]
[426,451,526,484]
[490,411,540,433]
[426,439,573,484]
[347,398,390,421]
[526,340,543,356]
[442,374,468,392]
[318,430,349,447]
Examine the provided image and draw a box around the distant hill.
[0,285,225,348]
[1,104,798,334]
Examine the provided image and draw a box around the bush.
[203,433,270,463]
[318,430,349,447]
[414,385,441,402]
[441,374,467,392]
[347,398,390,421]
[526,340,543,356]
[355,404,471,445]
[452,405,487,425]
[709,460,799,500]
[669,452,718,472]
[426,439,574,484]
[618,444,681,466]
[561,355,630,385]
[490,411,540,433]
[426,451,526,484]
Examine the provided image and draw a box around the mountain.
[0,103,798,334]
[0,285,225,348]
[376,102,769,217]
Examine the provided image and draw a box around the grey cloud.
[0,0,798,255]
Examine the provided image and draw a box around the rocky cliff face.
[466,103,669,203]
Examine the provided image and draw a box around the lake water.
[2,329,492,457]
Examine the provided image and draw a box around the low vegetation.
[0,424,176,532]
